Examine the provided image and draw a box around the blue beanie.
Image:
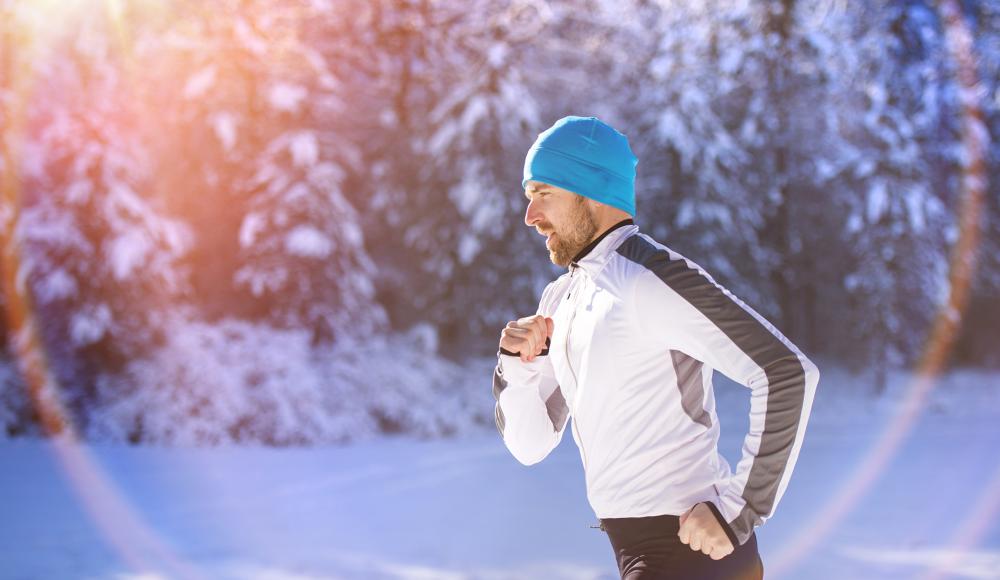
[522,115,638,216]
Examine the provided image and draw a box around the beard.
[543,198,599,267]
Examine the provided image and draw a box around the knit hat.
[522,115,638,216]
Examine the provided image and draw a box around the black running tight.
[601,514,765,580]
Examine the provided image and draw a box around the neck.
[571,218,635,264]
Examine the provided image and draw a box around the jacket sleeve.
[631,253,819,546]
[492,282,571,466]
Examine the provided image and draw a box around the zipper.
[569,264,604,536]
[564,263,589,473]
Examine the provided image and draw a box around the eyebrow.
[525,185,552,199]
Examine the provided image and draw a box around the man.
[491,116,820,579]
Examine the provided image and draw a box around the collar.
[569,218,638,277]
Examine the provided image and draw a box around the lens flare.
[920,461,1000,580]
[0,2,204,576]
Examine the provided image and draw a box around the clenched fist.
[678,502,735,560]
[499,315,554,363]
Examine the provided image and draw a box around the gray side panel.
[670,349,711,429]
[617,235,807,545]
[493,360,568,435]
[545,388,569,433]
[493,364,507,436]
[492,363,507,401]
[495,403,506,436]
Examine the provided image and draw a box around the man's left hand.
[678,502,735,560]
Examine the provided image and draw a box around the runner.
[492,115,820,579]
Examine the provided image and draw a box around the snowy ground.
[1,360,999,580]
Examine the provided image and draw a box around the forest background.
[1,0,998,445]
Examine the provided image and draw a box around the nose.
[524,197,543,227]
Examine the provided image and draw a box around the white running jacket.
[492,220,820,546]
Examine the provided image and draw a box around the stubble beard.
[547,199,598,268]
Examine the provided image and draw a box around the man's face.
[524,181,599,267]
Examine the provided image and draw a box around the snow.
[487,42,508,67]
[458,234,480,265]
[0,362,27,432]
[211,112,238,152]
[73,314,481,446]
[2,362,998,579]
[866,179,889,223]
[234,18,268,56]
[289,131,319,167]
[34,266,78,302]
[183,67,216,100]
[234,264,289,297]
[906,190,927,231]
[239,212,266,249]
[285,225,332,258]
[109,228,153,280]
[66,179,93,204]
[69,302,112,346]
[268,83,309,113]
[2,1,998,575]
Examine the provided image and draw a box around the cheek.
[549,206,569,226]
[538,209,557,228]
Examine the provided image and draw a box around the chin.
[549,251,570,267]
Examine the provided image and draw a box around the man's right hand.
[499,315,554,363]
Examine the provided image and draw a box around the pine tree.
[365,0,552,354]
[11,5,192,421]
[829,2,958,388]
[615,0,773,313]
[146,0,388,345]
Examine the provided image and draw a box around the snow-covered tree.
[606,0,965,383]
[148,0,387,345]
[87,308,491,445]
[820,2,957,386]
[13,6,192,412]
[363,0,553,353]
[0,355,30,436]
[236,127,386,345]
[607,0,772,313]
[88,310,355,445]
[2,0,998,442]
